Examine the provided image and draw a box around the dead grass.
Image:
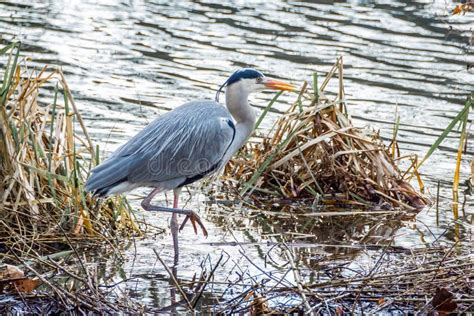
[0,41,141,312]
[223,58,429,211]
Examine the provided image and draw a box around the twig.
[153,248,194,312]
[191,254,224,309]
[283,247,314,316]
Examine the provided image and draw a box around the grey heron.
[85,68,295,263]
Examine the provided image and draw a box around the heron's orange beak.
[263,78,296,91]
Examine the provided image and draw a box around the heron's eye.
[256,77,263,83]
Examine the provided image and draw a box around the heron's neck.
[224,84,256,156]
[225,84,255,125]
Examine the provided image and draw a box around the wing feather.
[86,101,234,193]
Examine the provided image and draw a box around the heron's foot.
[179,211,208,237]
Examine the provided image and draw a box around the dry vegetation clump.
[223,58,429,211]
[0,42,140,312]
[0,41,139,255]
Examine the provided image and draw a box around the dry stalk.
[223,59,429,211]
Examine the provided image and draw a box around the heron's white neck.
[223,83,256,159]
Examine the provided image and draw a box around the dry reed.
[0,41,140,312]
[223,58,429,211]
[0,41,139,254]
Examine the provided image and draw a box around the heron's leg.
[140,188,208,236]
[170,190,179,265]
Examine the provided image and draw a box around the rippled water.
[1,0,473,312]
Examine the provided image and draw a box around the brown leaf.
[432,288,457,313]
[452,4,464,15]
[13,278,41,293]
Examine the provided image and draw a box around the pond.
[1,0,473,313]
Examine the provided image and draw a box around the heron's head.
[216,68,295,102]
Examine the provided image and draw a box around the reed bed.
[223,58,428,211]
[0,42,140,312]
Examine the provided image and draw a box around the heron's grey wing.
[127,101,235,185]
[85,101,235,194]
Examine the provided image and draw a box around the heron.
[85,68,295,263]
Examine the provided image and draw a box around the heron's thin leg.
[170,191,179,265]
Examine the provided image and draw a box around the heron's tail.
[85,158,130,198]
